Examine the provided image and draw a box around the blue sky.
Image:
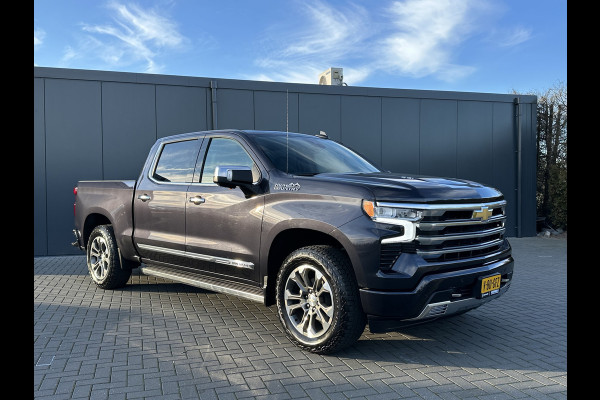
[34,0,566,94]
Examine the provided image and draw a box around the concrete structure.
[34,67,537,256]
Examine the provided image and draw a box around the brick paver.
[34,237,567,399]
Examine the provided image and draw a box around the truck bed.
[74,180,138,260]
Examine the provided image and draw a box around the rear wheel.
[276,245,366,354]
[86,225,132,289]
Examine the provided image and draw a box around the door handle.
[137,194,151,202]
[189,196,205,205]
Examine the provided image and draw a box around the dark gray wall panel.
[217,89,254,130]
[420,99,458,177]
[382,98,420,174]
[254,91,299,132]
[457,101,494,186]
[493,102,517,236]
[341,96,382,166]
[156,85,208,138]
[298,93,341,141]
[520,103,537,236]
[102,82,157,180]
[45,78,103,255]
[34,78,47,256]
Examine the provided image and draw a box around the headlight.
[373,206,422,221]
[362,200,423,243]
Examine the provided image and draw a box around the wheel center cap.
[308,293,318,307]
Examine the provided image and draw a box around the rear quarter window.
[152,139,200,183]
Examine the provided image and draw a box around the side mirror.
[213,165,253,188]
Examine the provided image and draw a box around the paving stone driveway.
[34,237,567,399]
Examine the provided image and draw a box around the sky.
[33,0,566,95]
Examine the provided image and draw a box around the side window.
[200,138,260,183]
[152,139,200,183]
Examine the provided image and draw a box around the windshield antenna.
[286,89,289,174]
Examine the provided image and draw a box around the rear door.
[185,134,265,283]
[133,136,203,263]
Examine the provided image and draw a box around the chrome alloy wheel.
[284,264,334,340]
[89,236,110,281]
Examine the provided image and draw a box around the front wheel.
[86,225,132,289]
[276,245,366,354]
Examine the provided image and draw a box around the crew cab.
[73,129,514,353]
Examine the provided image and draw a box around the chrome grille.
[378,200,507,267]
[416,200,506,262]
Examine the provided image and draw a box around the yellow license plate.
[481,274,501,297]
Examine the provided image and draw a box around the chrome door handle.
[137,194,151,202]
[189,196,205,205]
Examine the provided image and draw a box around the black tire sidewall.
[276,246,365,353]
[86,225,130,289]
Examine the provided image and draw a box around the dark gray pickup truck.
[73,129,514,353]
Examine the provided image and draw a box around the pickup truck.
[73,129,514,354]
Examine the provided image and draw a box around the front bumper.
[361,255,514,333]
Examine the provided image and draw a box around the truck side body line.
[137,244,255,270]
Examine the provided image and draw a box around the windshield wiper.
[295,173,320,176]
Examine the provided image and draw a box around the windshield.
[249,132,381,175]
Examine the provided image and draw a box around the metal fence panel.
[156,85,208,138]
[381,97,420,175]
[298,93,341,141]
[217,88,254,130]
[101,82,157,180]
[341,96,382,166]
[419,99,458,177]
[254,90,299,132]
[493,102,518,236]
[44,78,103,255]
[34,78,47,256]
[457,101,494,186]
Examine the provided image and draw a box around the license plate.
[480,274,501,298]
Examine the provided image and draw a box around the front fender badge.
[274,182,301,191]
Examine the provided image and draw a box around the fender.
[76,180,138,262]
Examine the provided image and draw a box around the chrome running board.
[140,265,264,303]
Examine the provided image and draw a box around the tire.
[86,225,132,290]
[276,245,366,354]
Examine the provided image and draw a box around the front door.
[185,135,264,283]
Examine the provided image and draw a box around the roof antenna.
[286,89,289,174]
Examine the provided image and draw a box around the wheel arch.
[82,213,113,249]
[264,227,354,306]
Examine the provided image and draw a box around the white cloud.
[251,0,494,85]
[64,1,187,73]
[61,45,79,63]
[495,26,532,47]
[34,27,45,49]
[376,0,480,81]
[250,0,374,85]
[278,0,371,60]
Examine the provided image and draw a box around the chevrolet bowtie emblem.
[472,206,493,221]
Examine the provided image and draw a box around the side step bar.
[140,265,264,303]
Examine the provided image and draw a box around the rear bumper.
[361,256,514,332]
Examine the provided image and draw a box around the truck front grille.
[379,200,507,267]
[416,200,506,262]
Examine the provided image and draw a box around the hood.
[313,172,503,203]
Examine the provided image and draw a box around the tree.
[517,82,567,230]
